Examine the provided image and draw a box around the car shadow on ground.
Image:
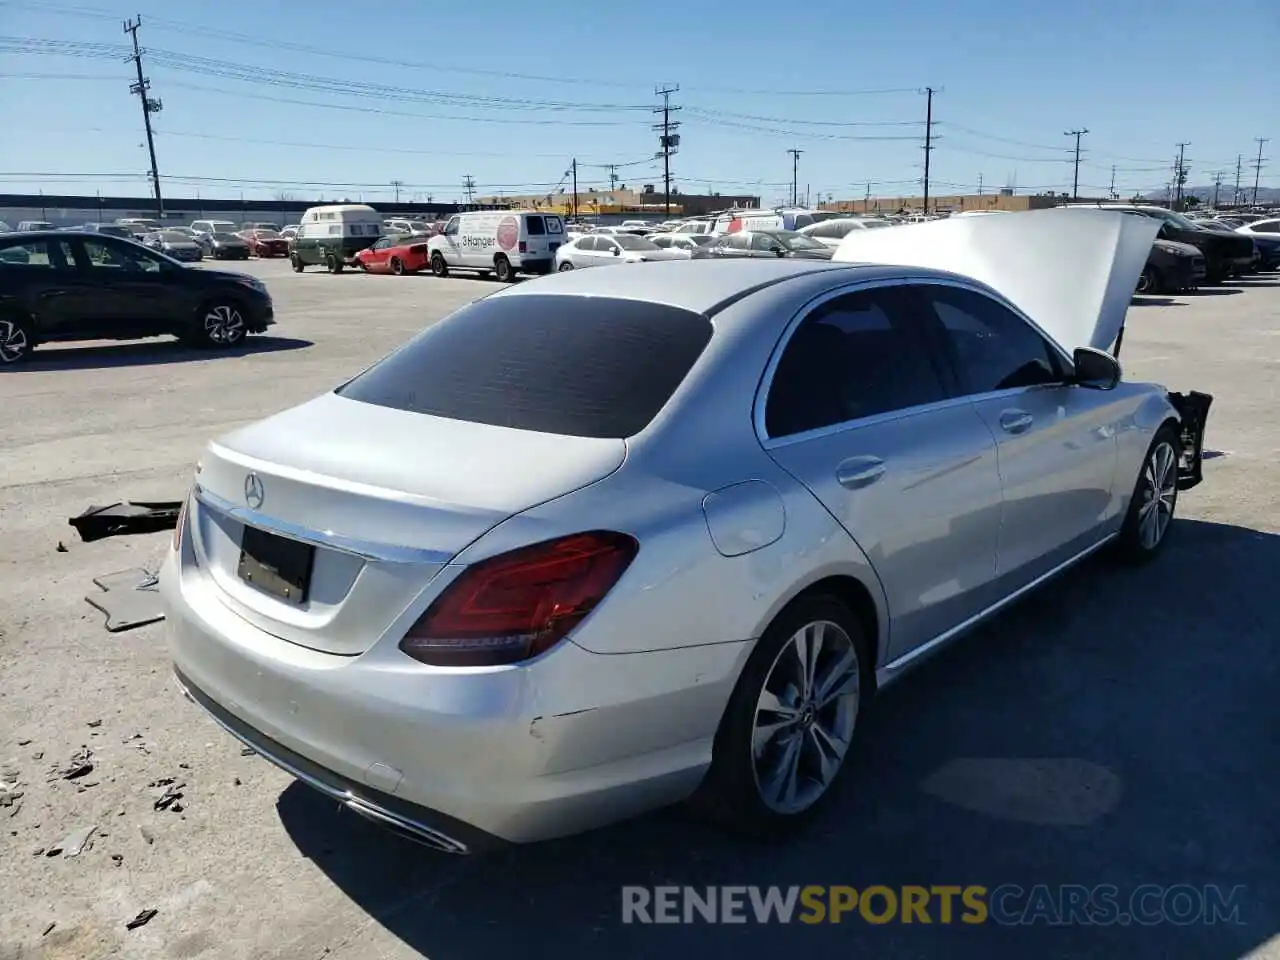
[1225,279,1280,288]
[18,335,313,371]
[1185,287,1242,297]
[277,517,1280,960]
[1129,296,1181,307]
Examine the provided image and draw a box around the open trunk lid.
[833,207,1159,354]
[188,392,625,655]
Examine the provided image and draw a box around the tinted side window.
[337,294,714,439]
[0,239,58,268]
[919,285,1062,394]
[525,216,546,236]
[723,234,749,250]
[1253,221,1280,233]
[765,288,949,438]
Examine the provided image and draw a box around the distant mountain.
[1141,185,1280,205]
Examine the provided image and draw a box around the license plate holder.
[237,526,314,605]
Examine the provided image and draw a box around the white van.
[291,204,383,272]
[427,210,564,281]
[709,208,831,235]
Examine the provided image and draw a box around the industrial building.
[819,191,1103,217]
[474,185,759,218]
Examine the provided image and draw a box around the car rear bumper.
[160,547,747,846]
[517,258,553,274]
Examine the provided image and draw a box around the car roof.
[492,258,936,315]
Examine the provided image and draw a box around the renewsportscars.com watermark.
[621,884,1246,926]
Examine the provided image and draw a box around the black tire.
[326,254,343,274]
[291,254,305,273]
[391,257,405,276]
[694,594,871,838]
[1114,423,1181,564]
[558,262,574,271]
[494,255,513,283]
[1136,265,1162,295]
[0,313,33,365]
[188,301,248,349]
[430,253,449,277]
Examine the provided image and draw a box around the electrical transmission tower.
[1064,129,1088,200]
[1174,142,1189,210]
[123,16,163,216]
[653,84,681,215]
[607,164,619,191]
[390,180,404,204]
[1252,138,1270,207]
[787,149,803,207]
[462,174,476,204]
[920,87,940,214]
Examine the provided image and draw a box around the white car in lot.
[799,218,894,249]
[647,234,711,258]
[554,233,684,270]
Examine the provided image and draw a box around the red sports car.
[354,236,431,275]
[240,229,290,258]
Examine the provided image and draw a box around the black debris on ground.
[48,747,93,782]
[125,908,158,931]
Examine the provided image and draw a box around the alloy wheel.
[203,305,244,345]
[1138,441,1178,549]
[0,319,29,363]
[751,620,860,814]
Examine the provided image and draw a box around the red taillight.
[518,240,528,253]
[399,531,638,666]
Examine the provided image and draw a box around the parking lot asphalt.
[1,262,1277,960]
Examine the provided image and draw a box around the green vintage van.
[290,204,384,273]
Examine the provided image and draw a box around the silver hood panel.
[833,208,1159,353]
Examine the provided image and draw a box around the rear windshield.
[526,216,546,235]
[336,293,714,438]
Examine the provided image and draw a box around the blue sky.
[0,0,1275,205]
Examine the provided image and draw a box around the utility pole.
[1064,128,1088,200]
[921,86,937,214]
[864,181,871,213]
[1252,138,1270,207]
[653,84,681,216]
[390,179,403,204]
[786,148,803,207]
[977,172,984,196]
[1174,142,1189,210]
[1109,165,1117,200]
[462,174,475,204]
[1212,170,1223,208]
[1234,155,1243,206]
[123,16,163,217]
[571,158,578,220]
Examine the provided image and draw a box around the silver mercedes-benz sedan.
[162,210,1212,853]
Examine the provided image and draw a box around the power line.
[1064,129,1088,200]
[654,84,680,216]
[122,16,163,216]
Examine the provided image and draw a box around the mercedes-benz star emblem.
[244,472,265,510]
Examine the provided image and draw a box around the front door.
[760,285,1004,661]
[909,283,1120,583]
[73,236,184,335]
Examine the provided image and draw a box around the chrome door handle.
[836,456,886,489]
[999,410,1034,434]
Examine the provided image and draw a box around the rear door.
[760,284,1003,660]
[0,236,85,340]
[522,214,549,260]
[908,282,1120,583]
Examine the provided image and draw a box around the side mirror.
[1071,347,1121,390]
[774,246,787,257]
[612,247,620,256]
